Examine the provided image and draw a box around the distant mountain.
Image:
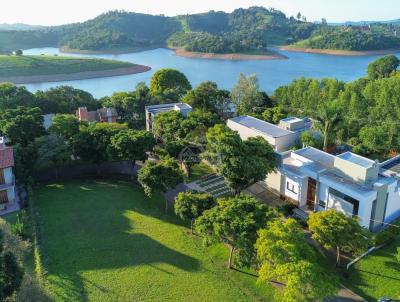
[329,19,400,26]
[0,8,399,54]
[0,23,45,31]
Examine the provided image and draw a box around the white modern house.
[265,147,400,232]
[0,137,16,211]
[145,103,193,132]
[227,115,311,152]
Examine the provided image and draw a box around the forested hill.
[1,7,400,54]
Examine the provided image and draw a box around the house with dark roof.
[76,107,118,123]
[0,137,16,211]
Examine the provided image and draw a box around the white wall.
[227,120,277,148]
[284,176,300,201]
[385,181,400,223]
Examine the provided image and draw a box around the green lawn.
[34,179,274,301]
[344,239,400,301]
[0,55,134,77]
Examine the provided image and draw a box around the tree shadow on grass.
[38,180,201,301]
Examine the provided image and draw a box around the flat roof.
[146,103,192,113]
[294,147,335,168]
[337,152,376,168]
[381,156,400,175]
[280,117,303,124]
[229,116,293,138]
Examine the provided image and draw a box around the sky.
[1,0,400,26]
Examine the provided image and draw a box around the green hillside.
[0,55,134,77]
[1,7,400,54]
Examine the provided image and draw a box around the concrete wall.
[265,170,282,193]
[274,133,300,152]
[333,157,379,184]
[384,181,400,223]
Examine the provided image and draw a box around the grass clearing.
[34,178,274,301]
[344,238,400,301]
[0,55,134,77]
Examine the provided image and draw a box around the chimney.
[0,137,5,150]
[76,107,89,121]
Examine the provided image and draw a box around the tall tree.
[0,83,35,111]
[205,124,276,194]
[0,106,45,146]
[195,195,273,268]
[308,210,370,266]
[110,129,155,166]
[138,157,184,210]
[256,219,337,302]
[231,74,264,115]
[367,55,400,79]
[48,114,79,141]
[174,192,215,234]
[314,100,342,151]
[150,69,192,102]
[34,135,71,177]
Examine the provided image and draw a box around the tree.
[195,195,273,268]
[34,86,99,114]
[308,210,370,266]
[231,74,264,115]
[48,114,79,141]
[183,81,232,117]
[0,82,35,111]
[152,111,184,143]
[256,219,337,302]
[262,106,287,124]
[205,124,276,194]
[0,106,45,146]
[296,12,302,20]
[138,157,184,210]
[13,143,38,184]
[110,129,155,167]
[73,123,128,165]
[314,100,343,151]
[100,82,153,129]
[15,49,23,56]
[2,251,24,298]
[150,69,192,102]
[34,135,71,178]
[396,246,400,263]
[174,191,215,234]
[300,131,323,149]
[367,55,400,79]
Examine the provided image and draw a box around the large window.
[0,190,8,204]
[329,188,359,216]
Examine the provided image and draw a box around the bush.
[278,203,296,216]
[373,220,400,246]
[11,210,31,241]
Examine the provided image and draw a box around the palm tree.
[314,100,343,152]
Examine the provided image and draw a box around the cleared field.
[0,55,141,77]
[34,179,274,301]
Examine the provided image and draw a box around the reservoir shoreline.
[279,46,400,56]
[0,65,151,84]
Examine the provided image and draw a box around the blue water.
[22,47,399,98]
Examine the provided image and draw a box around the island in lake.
[0,54,150,84]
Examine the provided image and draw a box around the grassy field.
[34,178,274,301]
[0,55,134,77]
[344,239,400,301]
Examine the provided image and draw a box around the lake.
[22,47,399,98]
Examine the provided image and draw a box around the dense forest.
[1,7,400,53]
